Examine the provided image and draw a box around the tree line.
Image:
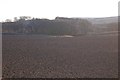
[2,16,93,36]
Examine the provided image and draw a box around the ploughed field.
[2,34,118,78]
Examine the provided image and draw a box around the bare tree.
[14,17,18,22]
[19,16,31,20]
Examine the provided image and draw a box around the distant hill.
[56,16,118,24]
[85,16,118,33]
[86,16,118,24]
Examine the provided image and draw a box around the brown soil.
[2,34,118,78]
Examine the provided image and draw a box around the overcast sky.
[0,0,119,21]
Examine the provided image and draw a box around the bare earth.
[2,34,118,78]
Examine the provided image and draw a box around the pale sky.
[0,0,119,21]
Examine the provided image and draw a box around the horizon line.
[1,16,119,22]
